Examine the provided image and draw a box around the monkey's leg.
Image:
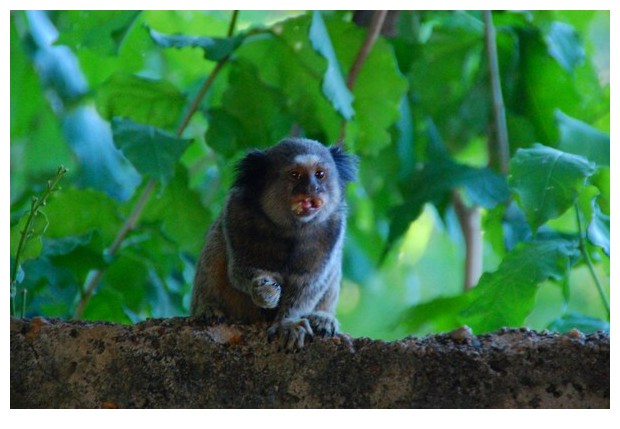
[304,268,340,337]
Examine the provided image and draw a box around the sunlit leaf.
[309,11,354,120]
[510,144,595,232]
[56,11,140,55]
[96,73,185,129]
[42,188,121,244]
[112,118,192,184]
[460,239,579,333]
[556,110,609,166]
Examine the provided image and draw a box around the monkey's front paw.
[306,311,339,337]
[267,318,313,351]
[250,275,282,309]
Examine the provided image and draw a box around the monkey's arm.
[222,197,285,309]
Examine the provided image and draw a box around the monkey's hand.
[267,318,313,351]
[250,274,282,309]
[306,311,339,337]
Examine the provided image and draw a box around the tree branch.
[339,10,388,142]
[452,191,482,291]
[483,10,510,174]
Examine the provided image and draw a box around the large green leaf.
[205,60,293,155]
[556,110,609,166]
[398,239,578,335]
[327,18,408,153]
[96,73,186,130]
[112,118,193,184]
[42,188,121,244]
[235,17,340,143]
[509,144,595,232]
[56,11,140,55]
[309,11,354,120]
[460,239,579,332]
[148,27,247,61]
[142,166,211,255]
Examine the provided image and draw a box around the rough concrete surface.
[10,317,609,408]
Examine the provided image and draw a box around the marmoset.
[191,138,357,350]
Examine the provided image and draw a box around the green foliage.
[96,73,186,129]
[510,144,595,232]
[11,11,609,338]
[111,118,192,184]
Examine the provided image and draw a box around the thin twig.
[574,204,610,318]
[339,10,388,141]
[346,10,388,90]
[11,166,67,317]
[483,10,509,175]
[73,11,239,319]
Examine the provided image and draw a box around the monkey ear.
[330,143,358,184]
[233,149,270,194]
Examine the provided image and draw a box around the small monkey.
[191,138,357,350]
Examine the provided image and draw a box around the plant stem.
[452,191,482,290]
[339,10,388,141]
[574,204,610,318]
[483,10,509,175]
[73,11,239,319]
[346,10,388,90]
[11,166,67,317]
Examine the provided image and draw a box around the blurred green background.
[10,10,609,339]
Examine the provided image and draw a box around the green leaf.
[398,295,471,335]
[42,188,121,244]
[56,11,140,55]
[587,204,609,256]
[142,166,211,255]
[205,60,293,155]
[520,32,583,145]
[234,17,340,143]
[96,73,186,129]
[544,22,585,72]
[548,312,609,334]
[386,126,509,254]
[309,11,354,120]
[461,239,579,333]
[112,118,193,184]
[328,18,408,153]
[509,144,596,231]
[556,110,610,166]
[147,27,246,61]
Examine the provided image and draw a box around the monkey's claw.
[268,318,314,351]
[306,311,339,337]
[251,276,281,309]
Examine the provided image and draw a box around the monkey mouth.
[290,196,324,218]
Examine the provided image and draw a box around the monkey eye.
[288,170,302,181]
[315,169,326,180]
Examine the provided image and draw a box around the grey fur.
[191,138,357,350]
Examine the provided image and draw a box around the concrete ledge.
[10,317,609,408]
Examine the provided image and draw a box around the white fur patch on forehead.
[293,154,321,166]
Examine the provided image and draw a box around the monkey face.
[234,138,357,228]
[287,157,330,221]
